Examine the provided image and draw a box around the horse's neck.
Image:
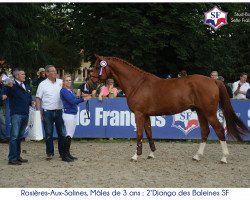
[109,60,145,95]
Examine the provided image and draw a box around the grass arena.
[0,139,249,188]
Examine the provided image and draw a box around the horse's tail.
[216,80,249,141]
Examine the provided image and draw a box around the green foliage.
[0,3,45,74]
[0,3,80,78]
[65,3,250,81]
[39,4,80,74]
[1,3,250,82]
[40,38,80,73]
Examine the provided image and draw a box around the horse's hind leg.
[131,112,145,161]
[207,115,229,163]
[144,116,156,159]
[193,111,210,161]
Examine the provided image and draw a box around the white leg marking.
[192,142,206,161]
[131,153,138,162]
[220,141,229,163]
[197,142,206,155]
[147,151,154,159]
[220,141,229,156]
[221,156,227,164]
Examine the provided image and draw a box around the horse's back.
[128,74,220,115]
[159,74,218,96]
[160,74,220,105]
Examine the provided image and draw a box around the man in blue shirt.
[6,69,32,165]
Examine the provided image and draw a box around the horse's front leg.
[144,116,156,159]
[131,112,145,162]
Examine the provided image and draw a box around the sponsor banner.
[6,99,250,140]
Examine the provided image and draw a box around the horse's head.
[89,54,112,85]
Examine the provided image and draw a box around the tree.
[0,3,81,77]
[65,3,250,81]
[40,3,80,73]
[1,3,249,82]
[0,3,45,74]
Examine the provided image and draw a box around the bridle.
[89,74,100,86]
[89,60,108,86]
[87,76,99,90]
[86,60,109,119]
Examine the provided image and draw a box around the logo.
[172,110,199,135]
[204,6,228,30]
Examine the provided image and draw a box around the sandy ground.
[0,140,249,188]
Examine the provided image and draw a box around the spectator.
[165,75,172,79]
[246,88,250,99]
[232,72,250,99]
[60,74,91,162]
[6,69,32,165]
[178,70,187,78]
[94,82,105,97]
[0,72,8,143]
[210,71,218,80]
[76,77,96,98]
[32,68,46,88]
[98,79,118,100]
[35,65,65,160]
[0,56,5,67]
[218,76,233,98]
[117,88,125,97]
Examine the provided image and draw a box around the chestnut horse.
[90,55,249,163]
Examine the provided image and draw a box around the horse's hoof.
[220,157,227,164]
[130,158,137,162]
[147,152,155,159]
[192,155,200,161]
[131,154,138,162]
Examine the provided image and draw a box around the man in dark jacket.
[32,68,46,88]
[218,76,233,98]
[6,69,32,165]
[0,72,8,143]
[76,77,96,98]
[246,89,250,99]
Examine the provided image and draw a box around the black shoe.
[46,154,54,161]
[18,157,28,163]
[62,155,74,162]
[68,154,78,160]
[8,160,22,165]
[0,138,9,143]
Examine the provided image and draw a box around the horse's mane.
[106,56,158,78]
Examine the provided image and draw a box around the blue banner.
[6,99,250,141]
[73,98,250,141]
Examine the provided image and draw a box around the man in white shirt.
[35,65,65,160]
[232,72,250,99]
